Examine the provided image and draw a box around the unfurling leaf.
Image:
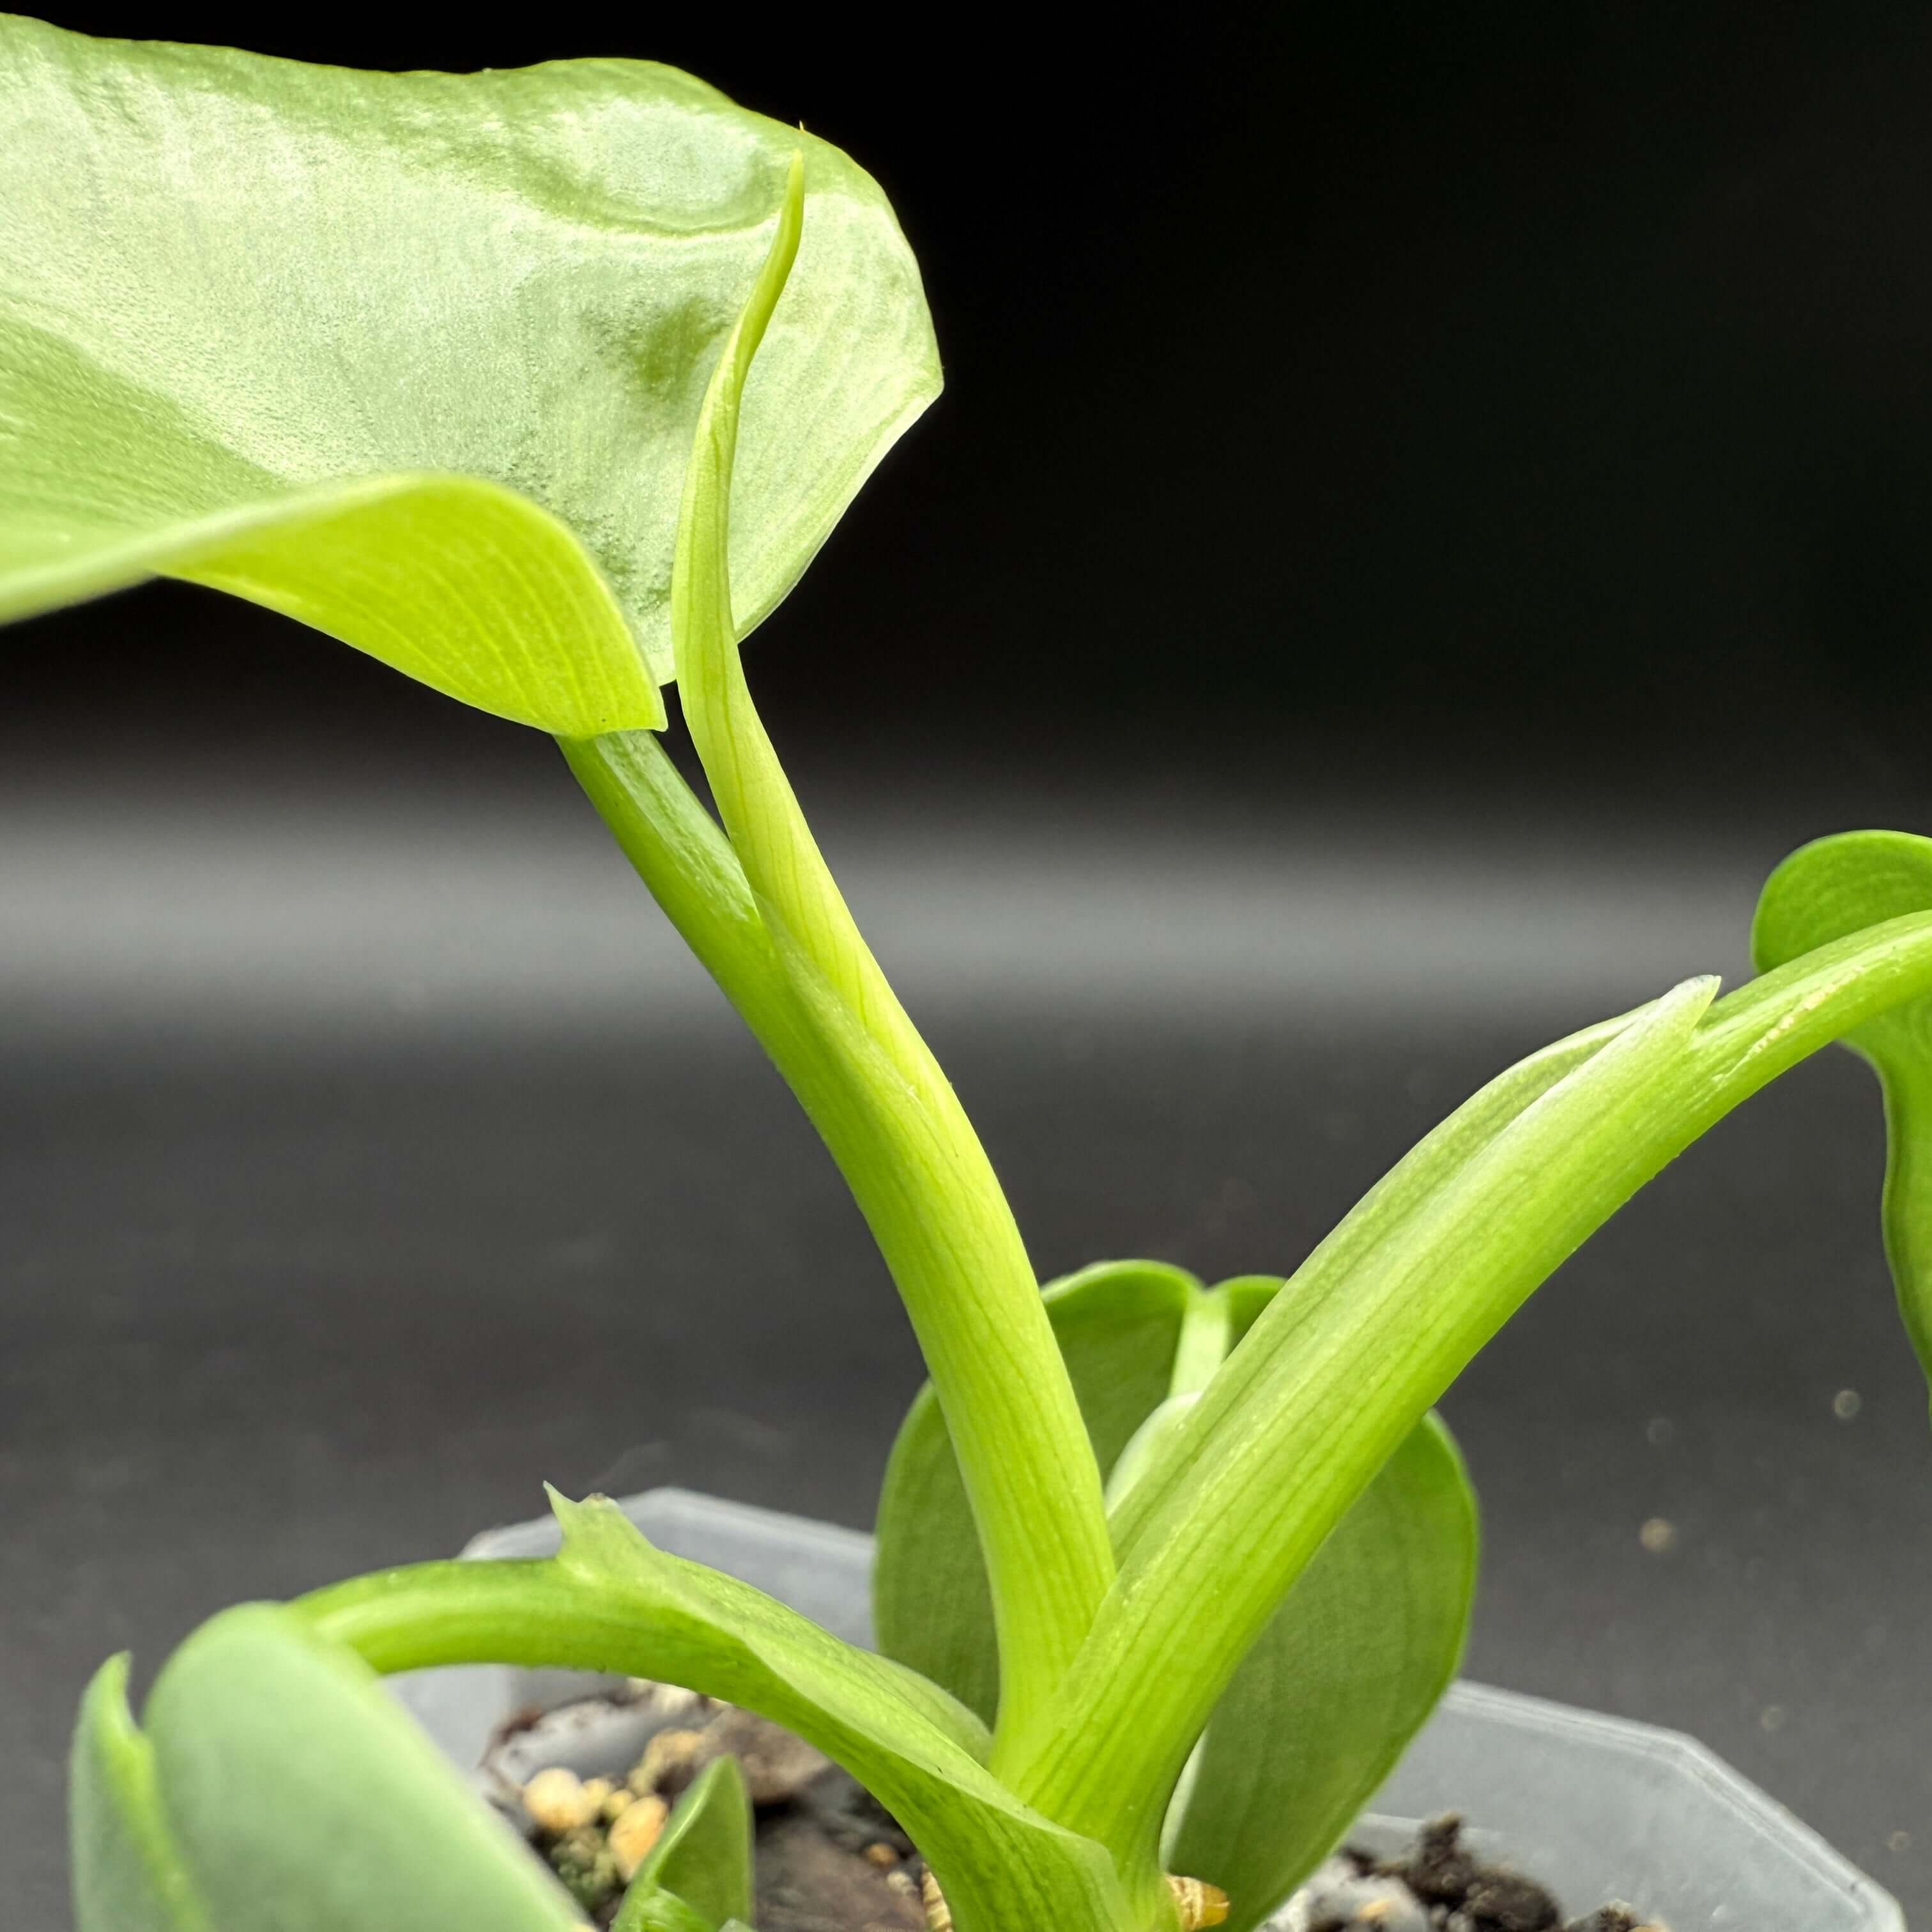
[70,1655,211,1932]
[0,20,939,728]
[612,1886,715,1932]
[616,1757,753,1932]
[1752,829,1932,1395]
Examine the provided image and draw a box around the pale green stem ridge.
[1101,1287,1234,1518]
[564,731,1112,1755]
[647,156,1114,1747]
[1167,1287,1234,1399]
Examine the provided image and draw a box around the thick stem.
[560,730,1115,1751]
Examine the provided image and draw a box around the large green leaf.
[144,1603,588,1931]
[618,1756,755,1932]
[873,1261,1197,1724]
[1752,830,1932,1393]
[1164,1414,1476,1932]
[0,19,939,729]
[70,1655,212,1932]
[299,1493,1131,1932]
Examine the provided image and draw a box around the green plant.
[12,21,1931,1932]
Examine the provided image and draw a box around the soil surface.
[1282,1816,1666,1932]
[496,1690,928,1930]
[496,1694,1667,1932]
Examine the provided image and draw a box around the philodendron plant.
[10,19,1931,1932]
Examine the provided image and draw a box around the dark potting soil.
[500,1692,929,1930]
[1291,1815,1664,1932]
[501,1693,1664,1932]
[751,1768,926,1932]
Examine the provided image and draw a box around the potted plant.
[0,19,1912,1931]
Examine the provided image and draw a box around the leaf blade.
[3,464,664,736]
[0,20,939,718]
[624,1757,755,1932]
[146,1604,588,1931]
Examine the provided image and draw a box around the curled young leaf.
[617,1756,754,1932]
[0,20,939,726]
[1751,829,1932,1392]
[613,1886,716,1932]
[70,1655,211,1932]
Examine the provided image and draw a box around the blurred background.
[8,6,1932,1919]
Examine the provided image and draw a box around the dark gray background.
[10,8,1932,1924]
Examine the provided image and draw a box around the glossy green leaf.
[300,1494,1132,1932]
[622,1756,754,1932]
[144,1603,586,1930]
[70,1655,211,1932]
[873,1261,1198,1723]
[0,19,939,726]
[1752,829,1932,1392]
[1165,1414,1476,1932]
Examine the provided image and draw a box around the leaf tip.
[75,1650,142,1755]
[549,1485,654,1581]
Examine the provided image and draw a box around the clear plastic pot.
[392,1487,1903,1931]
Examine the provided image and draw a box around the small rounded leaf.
[146,1603,586,1931]
[618,1756,755,1932]
[1753,829,1932,1395]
